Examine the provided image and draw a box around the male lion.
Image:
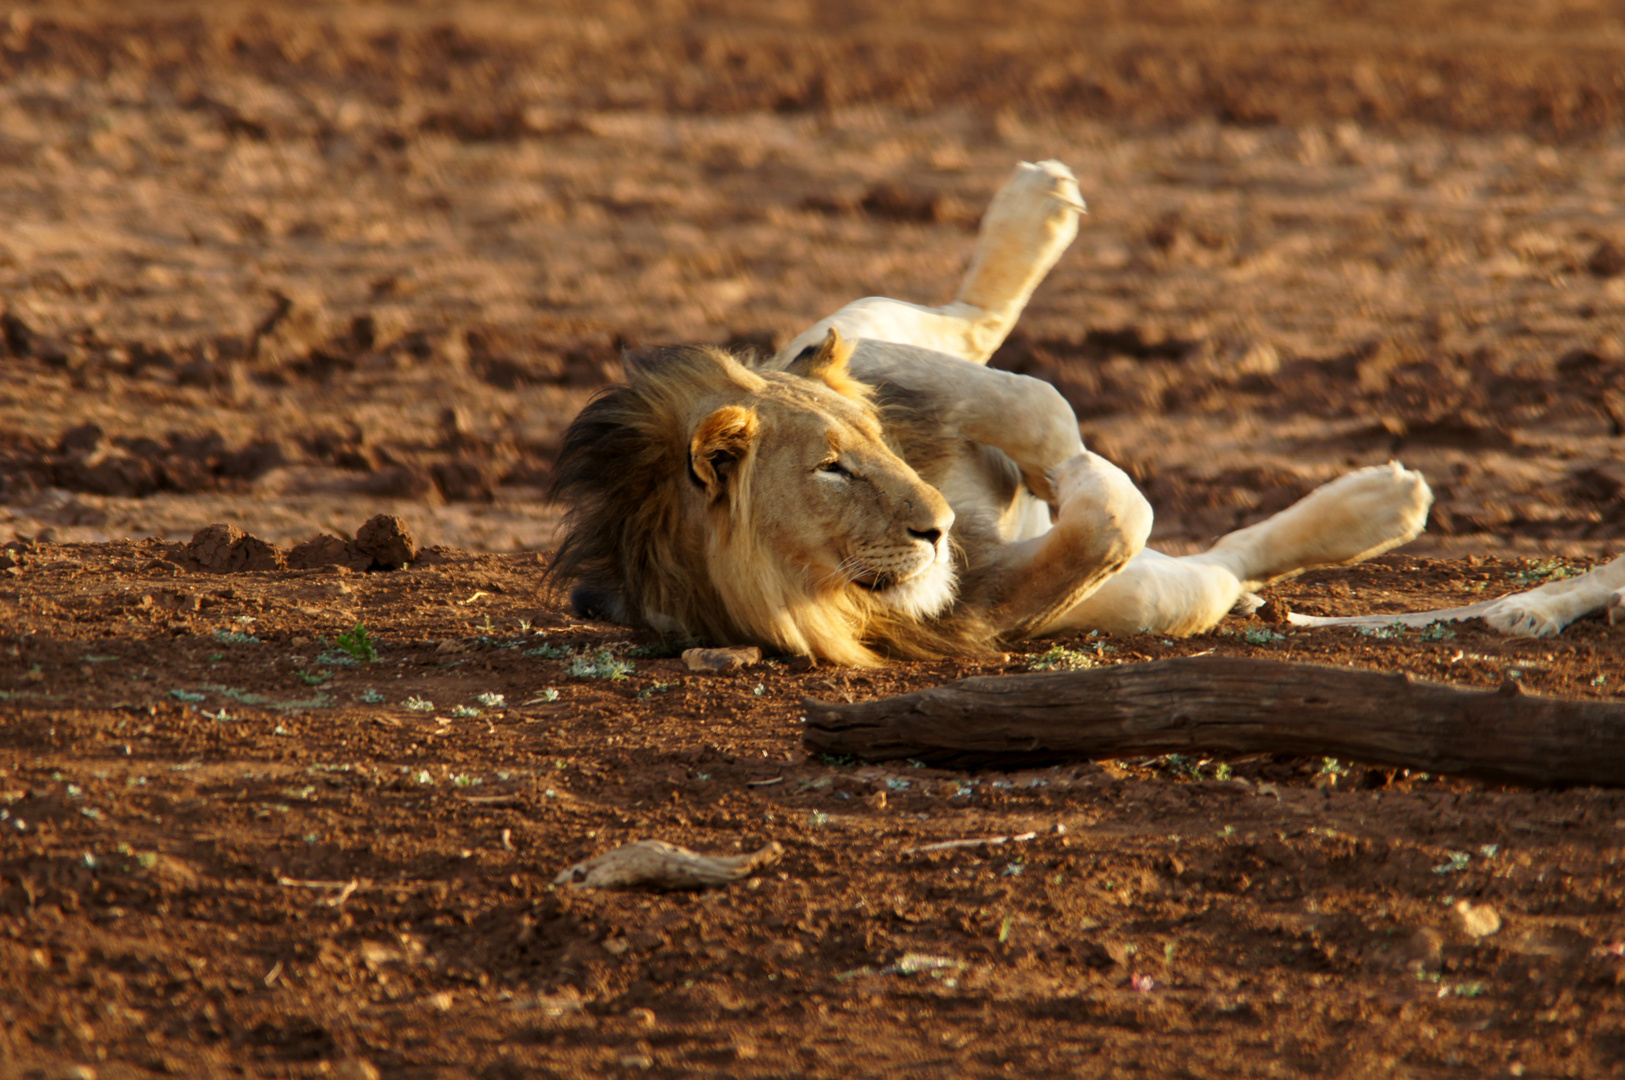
[551,161,1623,664]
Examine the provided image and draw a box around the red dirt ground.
[2,2,1624,1077]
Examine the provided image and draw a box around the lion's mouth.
[851,572,900,593]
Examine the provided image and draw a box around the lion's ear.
[688,405,759,498]
[787,328,865,398]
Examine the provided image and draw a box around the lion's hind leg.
[1202,462,1433,588]
[945,159,1084,362]
[1044,462,1432,638]
[778,160,1084,366]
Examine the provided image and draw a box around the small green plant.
[1419,622,1457,641]
[523,642,572,659]
[1317,757,1350,780]
[1510,558,1578,586]
[636,682,672,700]
[567,650,634,680]
[296,669,331,686]
[335,623,378,663]
[404,695,435,712]
[1028,645,1095,671]
[450,705,482,718]
[168,689,207,703]
[213,629,261,645]
[474,692,506,708]
[1432,850,1471,874]
[357,688,384,704]
[1213,762,1234,781]
[1244,628,1285,646]
[1356,623,1405,639]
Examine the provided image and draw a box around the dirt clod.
[354,514,418,568]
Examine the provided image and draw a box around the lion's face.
[687,348,957,621]
[742,374,956,618]
[551,332,962,664]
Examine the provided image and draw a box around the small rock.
[1450,899,1502,939]
[182,523,244,572]
[1255,596,1292,626]
[1400,927,1445,973]
[287,533,370,571]
[354,513,418,567]
[56,422,106,457]
[556,839,783,891]
[682,645,762,673]
[181,522,287,573]
[332,1060,381,1080]
[1588,239,1625,279]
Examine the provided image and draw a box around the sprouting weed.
[1317,758,1350,780]
[524,642,572,659]
[1028,645,1095,671]
[1510,558,1578,586]
[335,623,378,663]
[567,650,634,680]
[1432,851,1471,874]
[404,696,435,712]
[537,688,560,703]
[451,774,480,788]
[1002,861,1025,877]
[474,692,506,708]
[807,810,831,827]
[414,770,435,786]
[1357,623,1405,639]
[450,705,482,718]
[1213,762,1234,781]
[636,683,672,700]
[1244,628,1285,646]
[168,689,207,703]
[213,629,261,645]
[357,688,384,704]
[1419,622,1457,641]
[517,619,533,632]
[296,669,330,686]
[753,683,766,696]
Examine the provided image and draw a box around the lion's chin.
[861,561,958,620]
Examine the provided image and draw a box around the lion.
[550,160,1622,663]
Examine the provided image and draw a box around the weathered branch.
[802,656,1625,787]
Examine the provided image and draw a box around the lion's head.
[549,332,974,665]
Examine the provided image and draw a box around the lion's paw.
[1294,462,1433,563]
[1049,451,1153,553]
[981,160,1084,250]
[1482,595,1570,638]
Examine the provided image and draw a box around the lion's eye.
[818,461,851,479]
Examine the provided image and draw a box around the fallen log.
[802,656,1625,787]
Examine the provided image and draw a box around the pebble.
[682,645,762,672]
[1451,899,1502,939]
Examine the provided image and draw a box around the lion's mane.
[548,345,991,665]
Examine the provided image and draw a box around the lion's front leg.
[971,451,1151,638]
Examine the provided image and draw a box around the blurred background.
[0,0,1621,556]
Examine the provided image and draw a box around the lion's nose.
[908,527,942,547]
